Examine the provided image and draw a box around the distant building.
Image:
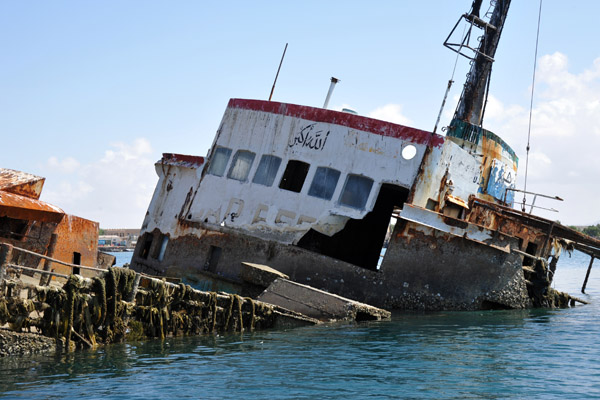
[98,235,125,247]
[100,229,139,248]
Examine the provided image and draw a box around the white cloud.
[47,156,81,173]
[41,138,158,228]
[368,104,412,126]
[484,52,600,224]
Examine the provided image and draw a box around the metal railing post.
[0,243,14,283]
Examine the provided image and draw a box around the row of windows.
[207,146,374,210]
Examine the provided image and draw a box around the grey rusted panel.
[380,220,531,310]
[240,262,289,288]
[257,278,390,321]
[131,218,531,311]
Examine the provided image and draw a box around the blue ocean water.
[107,251,133,267]
[1,251,599,399]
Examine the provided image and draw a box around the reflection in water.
[0,251,598,399]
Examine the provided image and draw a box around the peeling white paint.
[143,102,431,243]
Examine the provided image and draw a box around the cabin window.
[155,234,169,261]
[252,155,282,187]
[227,150,256,182]
[0,216,29,240]
[279,160,310,193]
[339,174,374,210]
[205,245,222,273]
[140,234,153,259]
[207,147,232,177]
[308,167,341,200]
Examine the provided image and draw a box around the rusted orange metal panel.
[51,214,99,276]
[0,190,64,223]
[0,169,45,200]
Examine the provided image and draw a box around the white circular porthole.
[401,145,417,160]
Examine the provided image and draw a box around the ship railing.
[0,243,108,286]
[503,188,563,214]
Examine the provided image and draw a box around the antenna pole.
[268,43,288,102]
[323,77,340,109]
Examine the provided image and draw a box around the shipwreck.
[130,0,600,311]
[0,168,114,277]
[0,170,388,354]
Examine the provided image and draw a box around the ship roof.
[160,153,205,168]
[0,168,45,200]
[227,99,445,147]
[0,190,64,223]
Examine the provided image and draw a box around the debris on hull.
[0,242,390,353]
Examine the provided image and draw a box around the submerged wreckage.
[0,171,387,354]
[131,0,600,311]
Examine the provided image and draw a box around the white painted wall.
[143,104,433,244]
[410,140,482,209]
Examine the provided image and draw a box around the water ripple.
[1,251,599,399]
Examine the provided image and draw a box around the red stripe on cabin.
[161,153,205,167]
[227,99,445,147]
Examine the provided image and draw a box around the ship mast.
[451,0,511,126]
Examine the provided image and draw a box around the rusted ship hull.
[131,1,600,311]
[128,96,600,311]
[134,195,582,312]
[134,221,530,311]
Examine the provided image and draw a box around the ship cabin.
[131,98,533,306]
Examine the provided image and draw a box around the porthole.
[402,145,417,160]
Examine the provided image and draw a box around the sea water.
[107,252,133,267]
[0,251,599,399]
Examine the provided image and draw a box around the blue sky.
[2,1,600,227]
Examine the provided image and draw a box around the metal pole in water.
[582,255,594,294]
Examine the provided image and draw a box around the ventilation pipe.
[323,77,340,109]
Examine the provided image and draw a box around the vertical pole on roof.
[582,255,595,294]
[268,43,288,102]
[323,77,340,109]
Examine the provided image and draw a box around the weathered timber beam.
[12,245,107,273]
[570,296,589,305]
[6,264,69,279]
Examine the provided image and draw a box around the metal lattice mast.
[453,0,511,126]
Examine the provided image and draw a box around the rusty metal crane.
[446,0,511,127]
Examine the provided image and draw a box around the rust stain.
[446,194,469,209]
[441,215,469,229]
[51,214,100,275]
[0,190,64,223]
[0,168,45,200]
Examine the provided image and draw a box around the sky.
[2,1,600,228]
